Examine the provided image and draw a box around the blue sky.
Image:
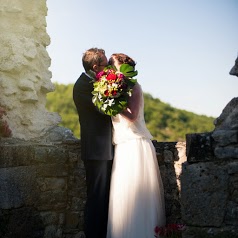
[46,0,238,118]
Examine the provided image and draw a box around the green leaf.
[120,64,138,78]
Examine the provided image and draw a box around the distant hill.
[46,83,215,142]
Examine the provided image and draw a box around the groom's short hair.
[82,48,105,72]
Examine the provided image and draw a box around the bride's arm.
[120,83,142,121]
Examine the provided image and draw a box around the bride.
[106,53,166,238]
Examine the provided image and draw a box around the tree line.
[46,83,215,142]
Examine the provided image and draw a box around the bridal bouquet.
[92,64,137,116]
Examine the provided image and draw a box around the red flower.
[106,73,117,80]
[104,90,109,96]
[112,90,117,96]
[154,224,186,237]
[154,226,166,237]
[155,226,160,233]
[167,224,178,230]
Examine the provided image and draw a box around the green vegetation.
[46,83,80,137]
[46,83,215,141]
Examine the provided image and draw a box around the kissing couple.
[73,48,166,238]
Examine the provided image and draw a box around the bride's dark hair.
[108,53,136,67]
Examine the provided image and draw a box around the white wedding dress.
[107,84,166,238]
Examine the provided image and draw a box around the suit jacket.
[73,73,114,161]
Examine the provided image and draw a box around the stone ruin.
[0,0,61,140]
[180,57,238,237]
[0,0,238,237]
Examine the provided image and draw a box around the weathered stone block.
[44,224,62,238]
[36,164,68,177]
[37,190,67,210]
[228,161,238,174]
[0,145,37,167]
[0,207,45,238]
[40,211,59,226]
[13,145,35,165]
[224,201,238,226]
[0,146,16,167]
[186,133,214,163]
[34,147,48,163]
[212,129,238,146]
[65,212,80,229]
[0,166,38,209]
[229,173,238,203]
[214,146,238,159]
[181,162,229,226]
[183,226,238,238]
[37,177,67,192]
[47,147,68,163]
[214,97,238,130]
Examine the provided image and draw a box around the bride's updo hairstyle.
[108,53,136,67]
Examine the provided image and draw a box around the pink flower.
[176,224,186,231]
[154,224,186,237]
[96,71,106,80]
[117,73,124,79]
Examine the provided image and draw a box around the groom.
[73,48,114,238]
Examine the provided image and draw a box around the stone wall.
[181,97,238,238]
[154,141,186,224]
[0,136,186,238]
[0,136,84,238]
[0,0,60,140]
[1,128,238,238]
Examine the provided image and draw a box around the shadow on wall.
[0,107,11,138]
[0,164,44,238]
[0,208,44,238]
[153,141,186,224]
